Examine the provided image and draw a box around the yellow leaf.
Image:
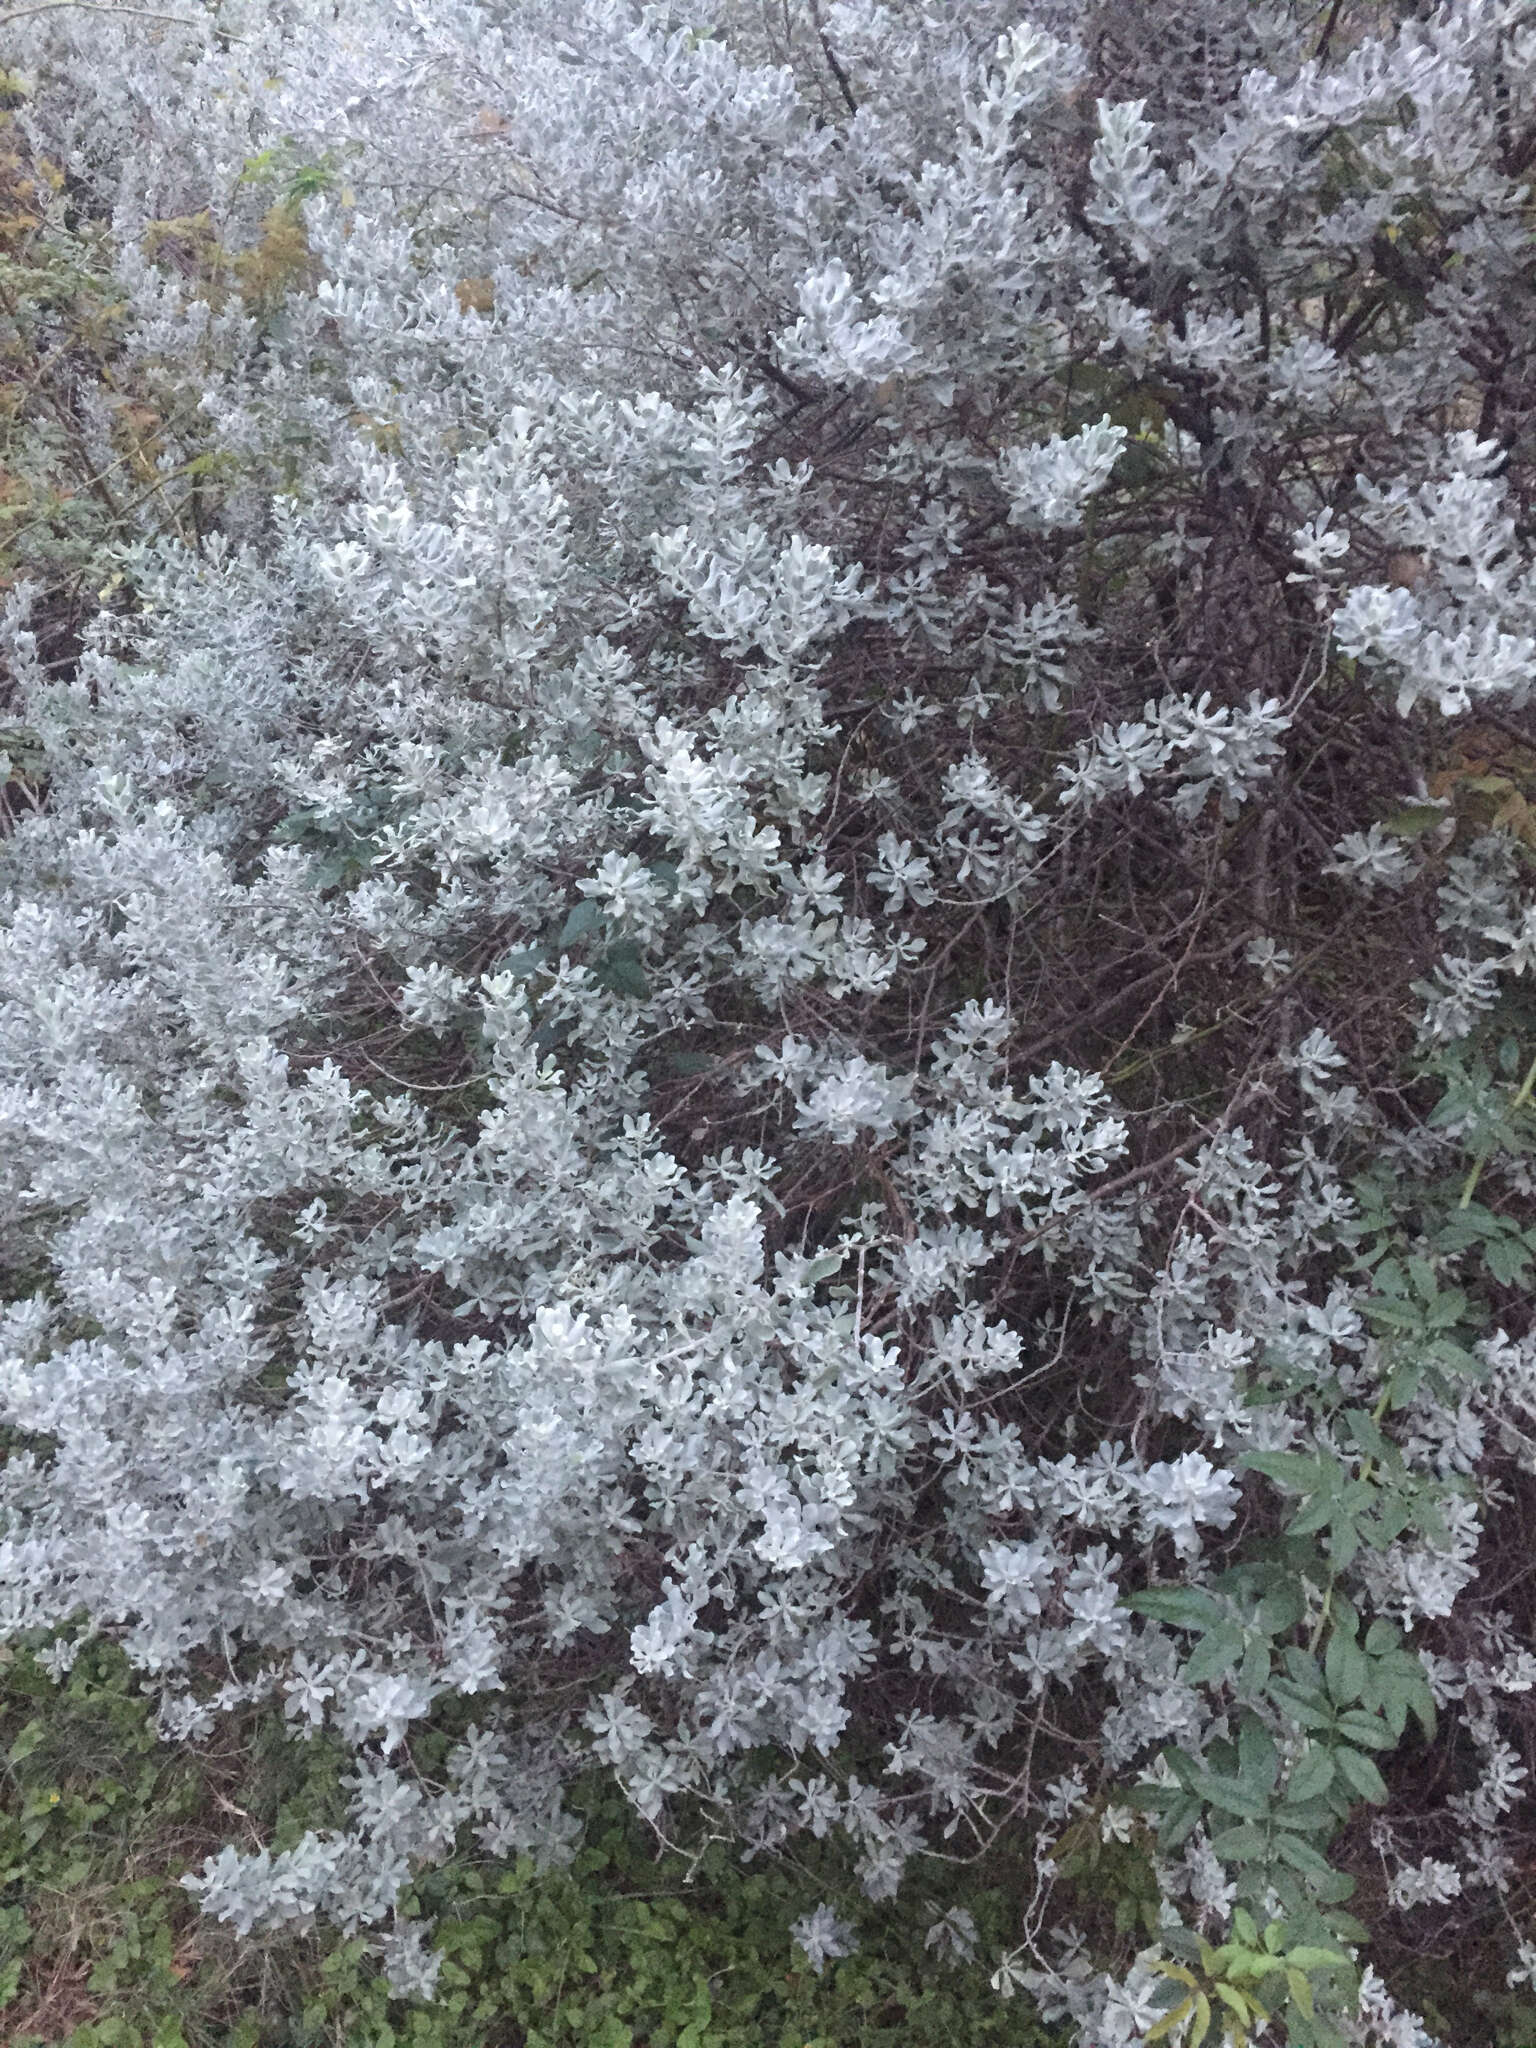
[1146,1997,1195,2044]
[1287,1967,1315,2021]
[1150,1960,1198,1989]
[1213,1983,1258,2024]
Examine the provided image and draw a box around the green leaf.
[1405,1256,1439,1302]
[1333,1747,1389,1804]
[1212,1982,1260,2032]
[1209,1823,1269,1863]
[1324,1630,1367,1707]
[1342,1410,1389,1461]
[1288,1495,1338,1538]
[1191,1773,1267,1821]
[7,1719,44,1765]
[1485,1236,1531,1285]
[1267,1677,1333,1731]
[1382,803,1449,838]
[1423,1288,1469,1330]
[1362,1298,1423,1333]
[1244,1451,1325,1491]
[596,944,650,998]
[1257,1584,1306,1636]
[1184,1625,1245,1685]
[558,899,605,947]
[1406,1681,1437,1742]
[1125,1588,1226,1629]
[1285,1747,1335,1803]
[1406,1490,1451,1544]
[1160,1793,1205,1849]
[1271,1797,1333,1832]
[1238,1633,1273,1693]
[1164,1749,1201,1792]
[1237,1714,1279,1795]
[1333,1709,1395,1750]
[1285,1946,1352,1971]
[1375,1685,1408,1741]
[666,1050,714,1076]
[1367,1493,1413,1548]
[1272,1834,1332,1876]
[1328,1518,1361,1570]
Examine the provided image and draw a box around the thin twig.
[1314,0,1347,64]
[0,1,213,26]
[1007,1124,1218,1257]
[808,0,858,117]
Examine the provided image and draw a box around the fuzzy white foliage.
[0,0,1534,2035]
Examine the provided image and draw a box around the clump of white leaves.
[3,1,1536,2037]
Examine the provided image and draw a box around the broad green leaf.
[1285,1746,1334,1803]
[667,1050,714,1075]
[1237,1714,1279,1794]
[1125,1587,1226,1629]
[1285,1946,1352,1971]
[1267,1678,1333,1730]
[1209,1823,1268,1863]
[7,1718,44,1765]
[1244,1451,1326,1491]
[1423,1288,1469,1330]
[1239,1634,1272,1693]
[1342,1409,1389,1461]
[1405,1256,1439,1302]
[1366,1494,1413,1548]
[1257,1584,1306,1636]
[1160,1794,1205,1849]
[1277,1835,1335,1875]
[558,898,604,947]
[1288,1495,1339,1537]
[1184,1625,1245,1685]
[1334,1709,1394,1750]
[1212,1982,1257,2025]
[596,944,650,998]
[1272,1834,1332,1876]
[1382,803,1449,837]
[1486,1237,1532,1285]
[1271,1797,1333,1832]
[1191,1772,1268,1821]
[1333,1746,1389,1803]
[1324,1630,1367,1707]
[1328,1519,1361,1569]
[1145,1997,1195,2045]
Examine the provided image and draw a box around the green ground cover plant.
[0,1638,1065,2048]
